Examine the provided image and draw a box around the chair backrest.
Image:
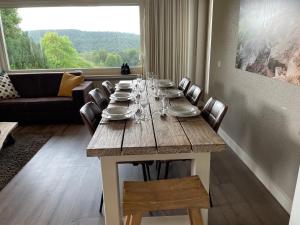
[80,102,102,135]
[102,81,115,97]
[178,77,191,94]
[201,97,228,132]
[186,84,202,106]
[89,88,109,110]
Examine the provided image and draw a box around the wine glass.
[136,74,143,85]
[139,80,146,95]
[146,72,154,88]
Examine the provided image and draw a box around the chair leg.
[99,192,104,213]
[157,161,161,180]
[146,164,151,181]
[209,191,213,207]
[124,214,132,225]
[129,212,143,225]
[188,208,204,225]
[142,164,148,181]
[164,161,170,179]
[4,134,15,147]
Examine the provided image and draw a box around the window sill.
[85,74,138,81]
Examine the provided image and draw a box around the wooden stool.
[123,176,210,225]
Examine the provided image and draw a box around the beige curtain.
[143,0,208,87]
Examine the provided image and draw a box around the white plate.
[110,96,133,102]
[158,80,175,88]
[165,89,184,98]
[115,83,133,89]
[111,92,132,98]
[168,105,201,117]
[110,92,134,102]
[102,106,136,120]
[118,80,132,85]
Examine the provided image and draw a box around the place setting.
[115,82,134,91]
[102,106,137,121]
[151,89,201,119]
[158,79,175,88]
[109,91,135,102]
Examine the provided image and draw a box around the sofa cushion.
[0,97,76,113]
[0,74,20,99]
[8,73,60,98]
[58,73,84,97]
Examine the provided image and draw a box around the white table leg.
[100,157,121,225]
[191,152,211,225]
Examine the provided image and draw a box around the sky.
[18,6,140,34]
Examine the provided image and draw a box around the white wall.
[289,166,300,225]
[210,0,300,213]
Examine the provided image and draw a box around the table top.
[87,82,226,157]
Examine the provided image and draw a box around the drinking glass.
[140,95,150,121]
[158,89,169,115]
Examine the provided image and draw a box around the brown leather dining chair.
[201,97,228,132]
[89,88,109,110]
[178,77,191,95]
[186,84,202,106]
[80,102,152,214]
[102,80,115,97]
[80,101,102,135]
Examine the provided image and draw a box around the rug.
[0,132,52,191]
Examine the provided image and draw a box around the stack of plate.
[158,79,175,88]
[165,89,184,98]
[115,83,133,90]
[102,106,136,120]
[168,105,201,117]
[110,92,134,102]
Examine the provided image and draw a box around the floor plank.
[0,125,289,225]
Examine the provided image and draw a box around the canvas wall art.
[236,0,300,86]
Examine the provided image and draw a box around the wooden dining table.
[87,81,226,225]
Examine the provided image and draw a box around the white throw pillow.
[0,74,20,99]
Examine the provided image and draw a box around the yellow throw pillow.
[58,73,84,97]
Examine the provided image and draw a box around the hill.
[27,29,140,53]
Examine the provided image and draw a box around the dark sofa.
[0,71,93,123]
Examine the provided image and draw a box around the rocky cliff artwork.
[236,0,300,86]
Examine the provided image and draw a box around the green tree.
[119,48,140,66]
[98,49,108,63]
[41,32,91,69]
[104,53,122,67]
[0,9,47,69]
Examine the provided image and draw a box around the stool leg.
[188,208,204,225]
[130,212,143,225]
[124,214,132,225]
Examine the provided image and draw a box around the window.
[0,6,141,71]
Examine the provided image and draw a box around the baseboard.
[218,128,293,214]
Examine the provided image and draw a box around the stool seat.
[123,176,209,225]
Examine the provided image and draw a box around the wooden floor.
[0,125,289,225]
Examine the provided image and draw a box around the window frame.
[0,3,144,75]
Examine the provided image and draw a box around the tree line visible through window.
[0,6,141,70]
